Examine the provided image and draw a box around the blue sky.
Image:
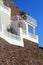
[13,0,43,47]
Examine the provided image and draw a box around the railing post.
[36,35,39,43]
[33,27,35,35]
[26,23,28,36]
[34,27,35,35]
[2,24,4,33]
[20,28,22,37]
[19,27,24,46]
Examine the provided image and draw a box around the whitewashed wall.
[0,10,11,32]
[21,20,26,30]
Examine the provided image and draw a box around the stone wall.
[10,3,20,16]
[0,38,43,65]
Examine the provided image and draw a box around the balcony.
[16,15,37,26]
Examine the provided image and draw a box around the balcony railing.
[22,29,38,40]
[28,32,38,40]
[4,30,21,41]
[26,16,37,26]
[22,29,26,35]
[16,15,37,25]
[11,15,37,26]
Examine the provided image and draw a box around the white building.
[0,0,39,47]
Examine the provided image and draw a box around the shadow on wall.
[7,24,17,35]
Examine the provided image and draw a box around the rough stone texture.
[0,38,43,65]
[10,3,20,16]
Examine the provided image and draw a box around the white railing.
[25,15,37,26]
[22,29,26,35]
[11,14,37,25]
[28,32,37,40]
[0,25,2,32]
[11,15,37,26]
[16,15,37,25]
[22,29,38,40]
[4,30,21,41]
